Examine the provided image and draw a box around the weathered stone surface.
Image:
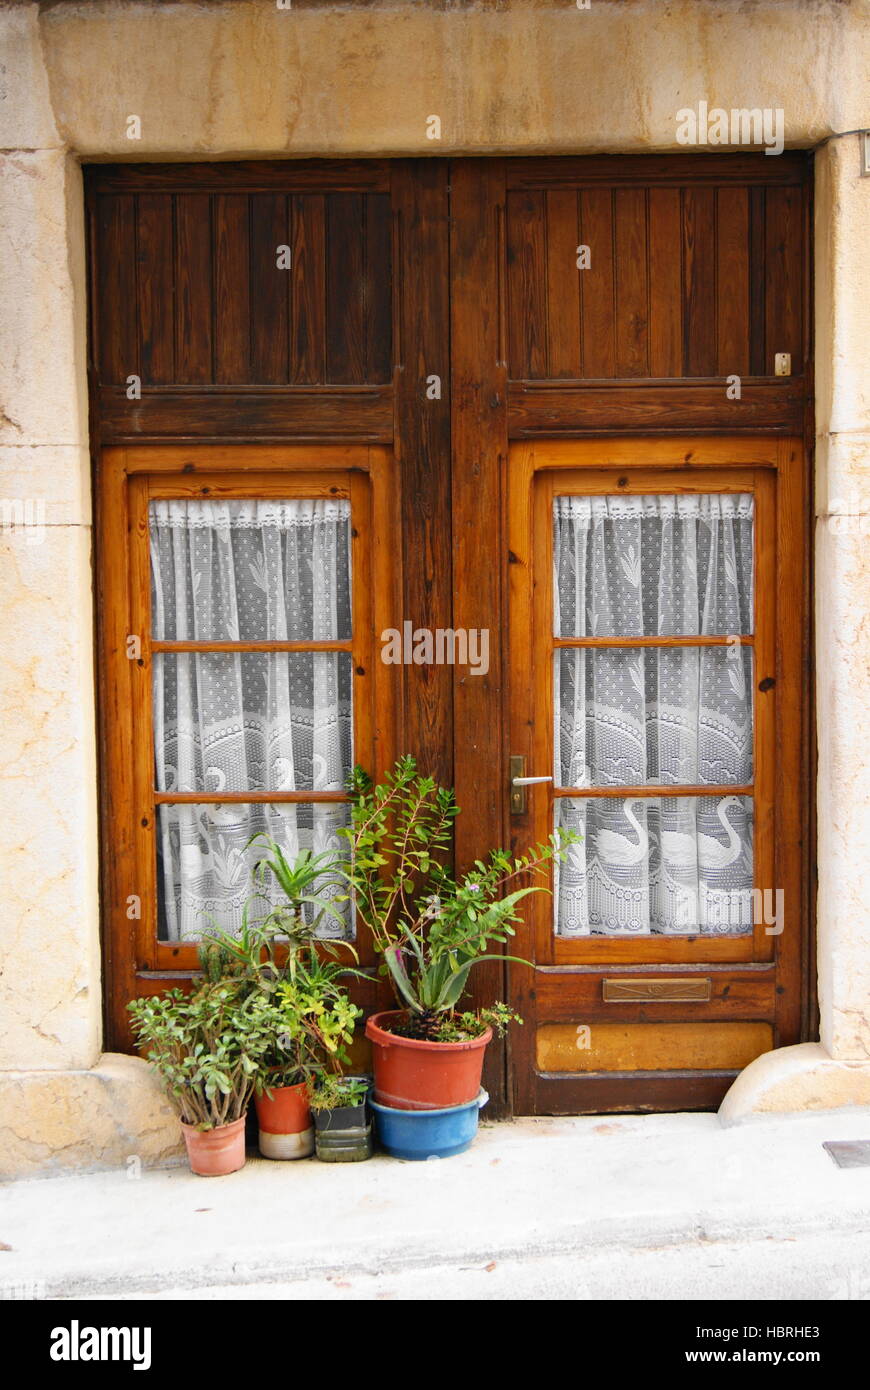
[815,516,870,1062]
[36,1,870,158]
[0,444,91,526]
[0,3,62,151]
[719,1044,870,1124]
[815,135,870,449]
[815,432,870,520]
[0,1054,184,1180]
[811,131,870,1070]
[0,523,101,1071]
[0,149,87,449]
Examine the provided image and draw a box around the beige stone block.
[815,135,870,439]
[36,1,869,158]
[0,444,91,526]
[0,4,62,151]
[815,517,870,1062]
[0,150,88,448]
[720,1043,870,1124]
[0,1054,184,1180]
[815,432,870,519]
[0,523,101,1071]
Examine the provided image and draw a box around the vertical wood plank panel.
[682,186,717,376]
[716,186,750,377]
[765,185,802,375]
[175,193,213,383]
[749,186,767,376]
[326,192,366,383]
[578,187,615,377]
[647,186,682,378]
[506,191,547,378]
[365,194,393,384]
[392,161,452,784]
[545,190,582,378]
[774,439,808,1045]
[95,452,138,1050]
[213,193,251,384]
[249,193,290,384]
[614,186,649,377]
[290,194,326,385]
[450,158,509,1116]
[137,194,175,383]
[97,195,138,383]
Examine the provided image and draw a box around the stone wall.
[1,0,869,1173]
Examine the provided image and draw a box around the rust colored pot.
[254,1080,314,1160]
[181,1114,247,1177]
[365,1010,492,1111]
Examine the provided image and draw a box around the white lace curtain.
[553,493,755,937]
[149,498,353,942]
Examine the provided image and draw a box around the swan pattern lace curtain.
[553,493,755,936]
[149,498,353,942]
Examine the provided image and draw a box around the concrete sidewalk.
[3,1109,870,1300]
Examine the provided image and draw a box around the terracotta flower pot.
[365,1010,492,1111]
[254,1080,314,1160]
[181,1114,247,1177]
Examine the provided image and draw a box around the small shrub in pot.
[127,980,277,1176]
[309,1074,373,1162]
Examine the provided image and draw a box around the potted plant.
[198,839,363,1160]
[127,979,276,1177]
[341,756,572,1112]
[309,1074,373,1162]
[370,1086,490,1161]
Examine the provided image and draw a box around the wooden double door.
[88,155,812,1116]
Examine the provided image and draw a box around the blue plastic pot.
[371,1088,489,1160]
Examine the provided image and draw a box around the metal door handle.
[509,756,552,815]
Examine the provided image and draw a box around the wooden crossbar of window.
[152,640,354,653]
[553,635,755,648]
[153,791,349,804]
[553,784,754,800]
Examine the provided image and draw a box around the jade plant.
[339,756,574,1041]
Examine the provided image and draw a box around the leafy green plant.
[249,838,349,938]
[308,1073,370,1112]
[429,1002,522,1043]
[263,977,361,1089]
[127,980,278,1130]
[197,837,364,1090]
[339,756,575,1040]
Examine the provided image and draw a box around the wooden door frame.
[504,436,806,1115]
[451,157,814,1116]
[88,154,813,1114]
[95,441,401,1050]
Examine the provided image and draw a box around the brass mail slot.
[602,977,712,1003]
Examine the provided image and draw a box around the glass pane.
[149,497,352,641]
[153,651,353,793]
[554,646,753,787]
[554,795,754,937]
[156,800,352,943]
[554,493,754,637]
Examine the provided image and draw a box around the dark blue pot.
[371,1088,489,1160]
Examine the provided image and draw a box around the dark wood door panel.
[532,1071,739,1115]
[504,159,809,387]
[91,187,392,390]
